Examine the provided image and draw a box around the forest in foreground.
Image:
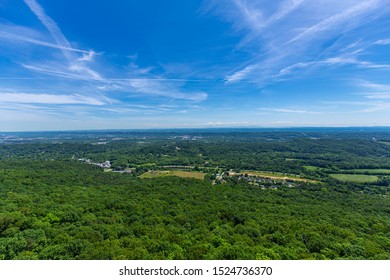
[1,128,390,259]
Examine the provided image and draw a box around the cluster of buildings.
[78,158,111,169]
[215,171,297,189]
[239,175,296,188]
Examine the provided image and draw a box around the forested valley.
[1,128,390,259]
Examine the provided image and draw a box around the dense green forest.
[1,129,390,259]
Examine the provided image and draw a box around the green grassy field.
[329,174,379,183]
[303,165,333,172]
[304,165,320,171]
[343,169,390,174]
[140,170,206,180]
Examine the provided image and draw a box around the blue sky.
[1,0,390,131]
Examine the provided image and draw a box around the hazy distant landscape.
[1,128,390,259]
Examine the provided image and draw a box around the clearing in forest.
[139,170,206,180]
[232,170,319,183]
[329,174,379,183]
[342,169,390,174]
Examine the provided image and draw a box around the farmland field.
[329,174,379,183]
[239,170,318,183]
[304,165,319,171]
[343,169,390,174]
[139,170,206,180]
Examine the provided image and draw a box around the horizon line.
[1,125,390,134]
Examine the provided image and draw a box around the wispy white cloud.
[364,94,390,99]
[125,79,207,101]
[209,0,305,48]
[232,0,264,30]
[285,1,381,46]
[207,0,389,85]
[21,60,207,100]
[325,79,390,112]
[69,64,103,81]
[261,108,308,114]
[78,50,98,62]
[19,0,105,87]
[127,60,155,75]
[23,0,73,61]
[355,80,390,101]
[225,65,256,83]
[13,0,207,102]
[278,56,390,77]
[327,100,390,113]
[360,101,390,112]
[266,0,305,26]
[375,39,390,45]
[358,81,390,91]
[21,63,100,81]
[202,121,250,126]
[0,92,106,105]
[1,0,210,108]
[259,107,326,114]
[0,28,90,54]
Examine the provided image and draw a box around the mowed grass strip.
[140,170,206,180]
[239,170,319,183]
[342,169,390,174]
[329,174,379,183]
